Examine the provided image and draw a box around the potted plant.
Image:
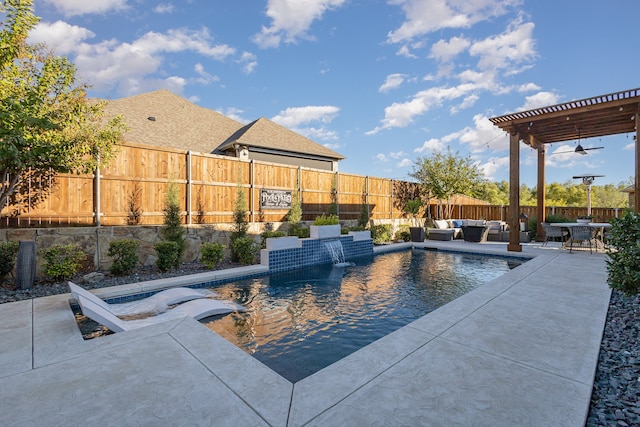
[404,199,425,242]
[577,215,593,224]
[310,214,341,239]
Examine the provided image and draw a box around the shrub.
[161,181,185,261]
[395,225,411,242]
[201,242,225,269]
[287,188,302,230]
[370,224,392,244]
[260,230,287,249]
[290,226,310,238]
[606,212,640,296]
[42,244,85,282]
[230,237,258,265]
[126,181,143,225]
[154,241,181,272]
[0,241,19,282]
[107,239,139,276]
[313,214,339,225]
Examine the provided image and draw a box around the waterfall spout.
[323,240,351,267]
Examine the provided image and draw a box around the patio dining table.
[550,222,611,252]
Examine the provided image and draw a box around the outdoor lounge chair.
[541,222,568,247]
[68,281,217,317]
[76,294,246,333]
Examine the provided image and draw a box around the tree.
[410,148,486,219]
[0,0,126,211]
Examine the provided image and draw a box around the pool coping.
[0,240,611,426]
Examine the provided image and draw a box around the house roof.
[102,90,245,153]
[216,117,345,160]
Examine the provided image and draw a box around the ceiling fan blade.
[583,146,605,151]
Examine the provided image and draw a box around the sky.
[25,0,640,187]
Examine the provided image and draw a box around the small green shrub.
[371,224,392,244]
[290,226,310,238]
[0,241,20,282]
[395,225,411,242]
[230,237,258,265]
[606,212,640,296]
[42,244,85,282]
[154,241,181,272]
[107,239,139,276]
[260,230,287,249]
[545,214,571,223]
[201,242,225,269]
[313,214,339,225]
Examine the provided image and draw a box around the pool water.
[202,249,525,382]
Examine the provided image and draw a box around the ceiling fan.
[552,128,604,155]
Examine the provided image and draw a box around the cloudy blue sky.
[28,0,639,187]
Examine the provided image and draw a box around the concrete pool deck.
[0,240,611,426]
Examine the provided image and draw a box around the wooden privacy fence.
[1,144,424,227]
[1,143,625,228]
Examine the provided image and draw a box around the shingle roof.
[102,90,244,153]
[216,117,345,160]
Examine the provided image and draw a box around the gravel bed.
[1,265,638,425]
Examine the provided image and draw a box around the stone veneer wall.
[0,223,270,280]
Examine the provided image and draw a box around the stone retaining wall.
[0,223,271,279]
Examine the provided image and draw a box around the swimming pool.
[201,249,525,382]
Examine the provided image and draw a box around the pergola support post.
[636,112,640,213]
[508,132,522,252]
[536,144,546,240]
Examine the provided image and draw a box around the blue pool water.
[202,249,525,382]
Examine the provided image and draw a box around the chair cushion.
[452,220,464,228]
[434,220,449,229]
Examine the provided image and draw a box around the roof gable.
[217,117,345,160]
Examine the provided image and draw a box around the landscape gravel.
[0,264,638,425]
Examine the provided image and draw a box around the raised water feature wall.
[261,231,373,273]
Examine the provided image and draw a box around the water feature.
[323,239,352,267]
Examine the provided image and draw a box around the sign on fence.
[260,189,292,209]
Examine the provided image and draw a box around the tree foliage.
[410,149,486,219]
[0,0,126,210]
[479,178,632,208]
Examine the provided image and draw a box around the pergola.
[489,88,640,252]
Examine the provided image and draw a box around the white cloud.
[154,3,175,14]
[450,94,479,114]
[429,36,470,63]
[379,74,407,93]
[239,51,258,74]
[367,83,480,133]
[415,138,445,154]
[271,105,340,127]
[376,154,389,162]
[298,127,339,141]
[397,158,413,167]
[624,142,635,151]
[479,156,510,180]
[194,63,219,84]
[29,21,95,54]
[41,0,128,17]
[387,0,518,44]
[253,0,347,48]
[519,91,560,111]
[32,21,247,95]
[271,106,341,142]
[469,20,536,73]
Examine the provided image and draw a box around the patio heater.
[573,174,604,216]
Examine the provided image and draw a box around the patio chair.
[68,282,217,317]
[76,294,246,333]
[568,225,594,254]
[541,222,568,247]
